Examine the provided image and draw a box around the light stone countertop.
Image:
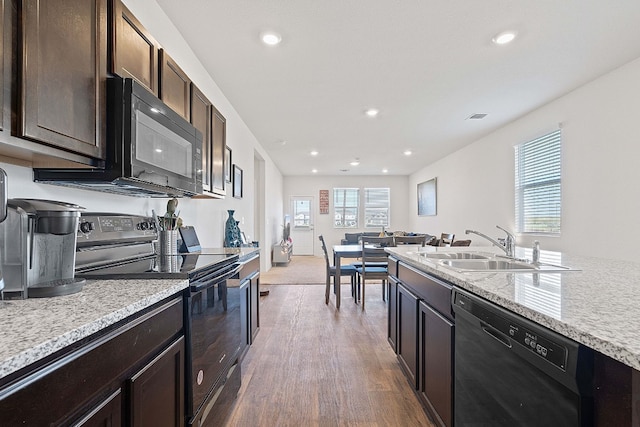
[0,278,188,381]
[386,245,640,371]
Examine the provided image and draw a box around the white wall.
[284,175,410,255]
[410,56,640,262]
[0,0,284,272]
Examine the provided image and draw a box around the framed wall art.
[233,164,243,198]
[225,146,232,183]
[418,177,437,216]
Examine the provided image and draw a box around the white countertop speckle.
[386,245,640,370]
[0,278,188,381]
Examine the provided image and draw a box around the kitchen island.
[386,245,640,370]
[386,244,639,426]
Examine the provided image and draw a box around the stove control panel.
[77,213,157,246]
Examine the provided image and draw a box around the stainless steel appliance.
[452,287,593,426]
[0,199,85,299]
[75,213,242,426]
[0,169,7,297]
[34,77,203,198]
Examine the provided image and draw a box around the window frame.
[514,129,562,235]
[333,188,360,228]
[364,187,390,228]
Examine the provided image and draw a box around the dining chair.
[319,235,357,304]
[451,239,472,247]
[354,236,392,310]
[439,233,455,247]
[394,234,433,246]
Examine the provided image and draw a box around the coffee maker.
[0,199,85,298]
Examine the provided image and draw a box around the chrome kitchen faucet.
[465,225,515,258]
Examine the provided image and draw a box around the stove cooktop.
[76,250,238,280]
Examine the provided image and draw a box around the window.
[515,129,562,234]
[293,199,311,227]
[334,188,359,228]
[364,188,390,228]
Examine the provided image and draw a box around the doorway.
[290,196,314,255]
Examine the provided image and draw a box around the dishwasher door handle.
[481,324,512,348]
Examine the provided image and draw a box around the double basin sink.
[417,251,574,273]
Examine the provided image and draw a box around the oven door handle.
[190,263,242,292]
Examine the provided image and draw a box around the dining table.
[331,244,387,309]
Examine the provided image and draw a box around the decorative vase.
[224,210,241,247]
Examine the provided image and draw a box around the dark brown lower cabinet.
[419,300,453,427]
[387,275,398,351]
[249,271,260,342]
[130,337,185,427]
[237,253,260,361]
[397,283,419,388]
[0,296,184,426]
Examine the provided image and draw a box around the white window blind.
[333,188,359,228]
[364,188,390,228]
[515,129,562,234]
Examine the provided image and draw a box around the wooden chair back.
[318,235,332,270]
[394,235,431,246]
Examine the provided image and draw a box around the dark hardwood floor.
[224,283,434,426]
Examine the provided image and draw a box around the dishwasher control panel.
[454,291,569,371]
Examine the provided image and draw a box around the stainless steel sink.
[419,252,491,260]
[439,258,574,272]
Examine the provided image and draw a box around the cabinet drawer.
[0,296,184,425]
[239,254,259,282]
[398,262,452,320]
[388,256,399,278]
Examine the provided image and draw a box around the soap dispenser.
[532,240,540,264]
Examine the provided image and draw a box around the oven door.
[185,263,242,419]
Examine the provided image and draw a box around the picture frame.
[233,164,243,198]
[418,177,437,216]
[225,146,232,183]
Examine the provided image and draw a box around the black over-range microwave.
[34,77,203,197]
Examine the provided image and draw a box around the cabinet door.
[72,389,122,427]
[160,49,190,120]
[190,84,213,193]
[250,272,260,341]
[397,283,419,388]
[211,106,227,196]
[0,0,5,132]
[112,0,158,95]
[129,337,185,427]
[388,276,398,352]
[419,301,453,427]
[239,279,250,360]
[20,0,107,159]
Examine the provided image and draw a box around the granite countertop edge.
[0,278,189,381]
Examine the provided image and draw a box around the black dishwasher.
[452,287,593,426]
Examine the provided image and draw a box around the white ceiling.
[156,0,640,176]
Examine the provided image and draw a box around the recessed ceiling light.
[310,150,318,156]
[404,150,412,156]
[350,160,360,166]
[365,108,379,117]
[492,31,517,45]
[312,169,318,173]
[261,32,282,46]
[382,169,388,173]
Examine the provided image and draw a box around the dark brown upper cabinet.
[190,84,225,198]
[111,0,158,95]
[19,0,107,160]
[160,49,191,121]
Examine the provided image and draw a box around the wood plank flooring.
[224,283,434,426]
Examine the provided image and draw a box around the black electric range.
[74,213,243,425]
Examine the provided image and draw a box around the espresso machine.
[0,199,85,299]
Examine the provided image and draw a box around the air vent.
[339,169,349,172]
[467,113,487,120]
